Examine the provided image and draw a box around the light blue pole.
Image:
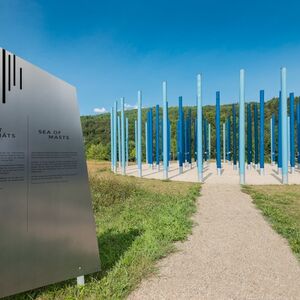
[156,104,160,168]
[126,117,129,167]
[259,90,264,174]
[197,74,203,182]
[290,92,295,172]
[271,114,276,164]
[278,92,282,170]
[239,69,245,184]
[111,107,114,171]
[178,97,184,173]
[216,91,221,174]
[121,97,126,175]
[114,101,117,172]
[135,120,138,163]
[208,123,211,160]
[138,91,142,177]
[281,67,288,184]
[297,103,300,168]
[145,121,148,165]
[163,81,168,179]
[118,115,121,169]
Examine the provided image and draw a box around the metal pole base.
[247,164,251,170]
[198,172,203,182]
[282,174,288,184]
[217,168,221,176]
[157,164,160,171]
[77,275,85,286]
[122,168,126,175]
[189,163,192,169]
[291,167,295,174]
[278,167,282,174]
[233,164,237,170]
[163,169,168,180]
[240,174,245,185]
[114,166,117,173]
[138,168,142,177]
[179,166,183,174]
[260,168,264,176]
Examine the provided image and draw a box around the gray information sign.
[0,48,100,298]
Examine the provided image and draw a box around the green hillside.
[81,97,298,162]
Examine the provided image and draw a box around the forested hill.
[81,97,297,161]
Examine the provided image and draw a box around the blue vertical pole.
[137,91,142,177]
[281,67,288,184]
[259,90,265,174]
[271,114,276,164]
[227,117,231,162]
[216,91,221,175]
[239,69,245,184]
[208,123,211,160]
[149,108,153,167]
[290,92,295,172]
[184,118,188,164]
[114,101,117,172]
[204,118,207,161]
[197,74,203,181]
[254,103,258,167]
[297,102,300,167]
[118,115,121,169]
[188,109,192,165]
[145,121,148,165]
[163,81,168,179]
[111,107,114,171]
[121,97,126,175]
[247,103,252,168]
[178,97,183,173]
[135,120,138,163]
[156,105,160,168]
[278,92,282,171]
[232,104,237,169]
[126,117,129,166]
[194,119,197,163]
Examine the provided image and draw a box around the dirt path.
[129,184,300,300]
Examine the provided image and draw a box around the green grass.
[9,164,200,300]
[243,185,300,260]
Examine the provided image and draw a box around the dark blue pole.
[227,117,231,162]
[149,108,153,166]
[216,91,221,174]
[156,105,160,167]
[178,97,183,173]
[204,118,207,161]
[247,103,252,167]
[271,114,276,164]
[290,93,295,172]
[232,104,237,169]
[278,92,282,170]
[254,103,259,167]
[188,109,192,165]
[259,90,265,173]
[184,118,188,164]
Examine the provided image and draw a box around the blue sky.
[1,0,300,115]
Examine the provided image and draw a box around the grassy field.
[10,161,200,300]
[243,185,300,260]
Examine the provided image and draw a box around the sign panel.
[0,48,100,298]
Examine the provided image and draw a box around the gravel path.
[129,183,300,300]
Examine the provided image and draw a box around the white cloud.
[124,103,138,110]
[94,107,108,114]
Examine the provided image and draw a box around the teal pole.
[118,115,121,169]
[259,90,265,174]
[216,91,221,174]
[208,123,211,160]
[145,121,148,165]
[135,120,138,163]
[137,91,142,177]
[121,97,126,175]
[281,67,288,184]
[111,107,114,171]
[163,81,168,179]
[254,103,258,167]
[114,101,117,172]
[197,74,203,182]
[126,117,129,167]
[290,93,295,172]
[239,69,245,184]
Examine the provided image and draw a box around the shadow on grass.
[8,229,141,300]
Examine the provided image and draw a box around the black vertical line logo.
[8,54,11,91]
[13,54,16,86]
[2,49,6,103]
[20,68,22,90]
[1,49,23,104]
